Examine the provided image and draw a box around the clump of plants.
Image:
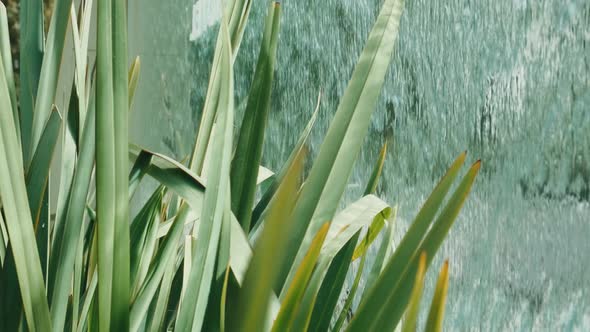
[0,0,479,331]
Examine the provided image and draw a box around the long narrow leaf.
[250,90,321,234]
[0,4,18,143]
[0,211,5,264]
[145,253,178,332]
[347,151,465,331]
[276,0,405,294]
[364,143,387,195]
[348,160,480,332]
[362,213,396,294]
[112,0,131,327]
[308,232,360,332]
[130,187,165,296]
[402,252,426,332]
[271,223,330,332]
[332,241,369,332]
[230,140,303,332]
[424,261,450,332]
[0,54,51,331]
[29,0,75,161]
[189,0,253,174]
[129,144,206,206]
[230,2,281,231]
[95,0,117,328]
[26,108,62,228]
[130,205,188,332]
[48,93,96,332]
[19,0,44,162]
[175,13,234,331]
[128,56,141,108]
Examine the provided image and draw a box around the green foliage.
[0,0,480,331]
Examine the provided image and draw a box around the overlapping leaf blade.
[0,54,51,331]
[347,159,480,332]
[231,2,281,232]
[175,12,234,331]
[425,261,450,332]
[277,0,406,294]
[402,252,427,332]
[271,223,331,332]
[0,4,18,143]
[230,139,303,332]
[19,0,44,161]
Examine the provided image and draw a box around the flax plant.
[0,0,480,331]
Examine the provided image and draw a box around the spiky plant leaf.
[276,0,406,295]
[0,53,51,332]
[364,143,387,196]
[425,261,450,332]
[19,0,44,161]
[0,4,18,143]
[250,89,321,231]
[347,159,480,332]
[402,252,427,332]
[271,223,331,332]
[230,137,303,332]
[231,2,281,231]
[175,12,234,331]
[29,0,75,161]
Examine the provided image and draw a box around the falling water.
[129,0,590,329]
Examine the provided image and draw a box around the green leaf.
[231,2,281,232]
[0,54,51,331]
[130,186,165,297]
[70,0,94,136]
[230,139,303,332]
[363,213,396,294]
[351,205,394,261]
[77,271,98,332]
[402,252,426,332]
[29,0,76,162]
[19,0,44,162]
[348,159,480,332]
[112,0,131,326]
[271,223,330,332]
[226,0,253,56]
[26,107,61,229]
[128,150,151,198]
[0,4,18,145]
[256,165,274,185]
[332,240,369,332]
[129,144,206,207]
[308,232,360,332]
[52,82,80,248]
[175,12,234,331]
[250,89,321,231]
[145,254,178,332]
[189,0,254,175]
[364,143,387,195]
[282,195,391,298]
[130,205,188,332]
[276,0,405,295]
[128,56,141,108]
[219,265,231,332]
[71,219,87,331]
[95,0,118,328]
[0,212,6,264]
[425,261,450,332]
[48,94,96,332]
